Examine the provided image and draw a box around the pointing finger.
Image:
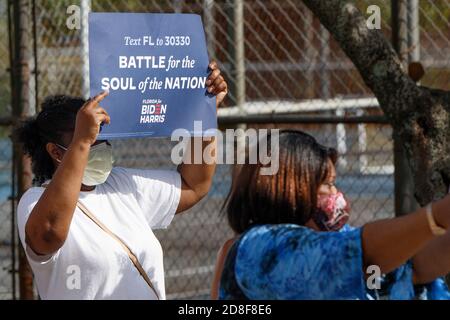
[86,91,109,109]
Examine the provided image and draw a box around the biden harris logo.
[140,99,167,124]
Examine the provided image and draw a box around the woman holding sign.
[14,62,227,300]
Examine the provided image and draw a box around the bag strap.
[76,200,160,299]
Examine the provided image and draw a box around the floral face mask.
[312,191,350,231]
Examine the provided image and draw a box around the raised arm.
[361,194,450,279]
[176,61,227,213]
[410,190,450,284]
[231,195,450,299]
[411,231,450,284]
[25,92,110,255]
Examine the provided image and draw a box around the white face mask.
[57,142,114,186]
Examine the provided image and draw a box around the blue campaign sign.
[89,13,216,139]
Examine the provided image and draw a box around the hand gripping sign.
[89,13,216,139]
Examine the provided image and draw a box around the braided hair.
[13,95,85,185]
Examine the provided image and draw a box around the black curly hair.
[13,95,86,185]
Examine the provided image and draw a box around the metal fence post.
[391,0,418,217]
[7,0,17,301]
[11,0,35,299]
[234,0,245,117]
[233,0,247,165]
[203,0,215,60]
[407,0,420,65]
[81,0,91,99]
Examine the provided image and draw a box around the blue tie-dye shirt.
[219,224,450,300]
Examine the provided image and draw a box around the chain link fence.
[0,0,449,299]
[0,0,14,299]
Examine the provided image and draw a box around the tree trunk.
[302,0,450,205]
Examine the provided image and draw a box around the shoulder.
[237,223,362,262]
[107,166,180,186]
[17,187,45,243]
[236,224,309,268]
[212,237,238,299]
[234,224,364,299]
[217,238,237,261]
[242,223,360,242]
[340,224,356,232]
[18,187,44,214]
[105,167,181,210]
[106,166,133,184]
[239,224,314,248]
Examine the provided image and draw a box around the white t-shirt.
[17,167,181,300]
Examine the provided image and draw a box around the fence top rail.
[217,114,389,125]
[218,98,380,116]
